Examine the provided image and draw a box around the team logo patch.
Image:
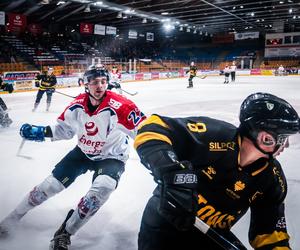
[266,102,274,110]
[85,122,99,136]
[202,166,216,180]
[234,181,245,191]
[276,217,287,229]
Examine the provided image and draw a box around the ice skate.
[0,114,12,127]
[32,103,38,112]
[50,209,74,250]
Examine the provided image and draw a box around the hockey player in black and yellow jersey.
[33,67,57,112]
[134,92,300,250]
[186,62,197,88]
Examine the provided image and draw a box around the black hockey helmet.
[83,65,109,84]
[239,92,300,136]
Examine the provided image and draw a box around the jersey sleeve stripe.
[137,114,169,131]
[134,131,172,149]
[250,231,290,249]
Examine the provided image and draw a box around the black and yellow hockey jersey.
[35,73,57,91]
[134,114,290,249]
[186,65,197,77]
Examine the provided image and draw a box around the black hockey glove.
[35,81,40,88]
[114,82,121,89]
[157,161,199,231]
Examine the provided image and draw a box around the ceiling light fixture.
[40,0,50,4]
[84,4,91,12]
[117,12,122,18]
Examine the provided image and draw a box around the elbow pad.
[137,141,179,179]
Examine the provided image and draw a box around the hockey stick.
[120,88,138,96]
[16,139,32,160]
[55,90,76,99]
[196,75,207,79]
[194,217,247,250]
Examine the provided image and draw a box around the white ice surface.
[0,75,299,250]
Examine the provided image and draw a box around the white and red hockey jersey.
[50,91,146,162]
[110,69,121,83]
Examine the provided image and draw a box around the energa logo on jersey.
[85,122,99,136]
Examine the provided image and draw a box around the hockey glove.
[157,161,199,231]
[114,82,121,89]
[20,123,46,142]
[35,81,40,88]
[111,82,121,89]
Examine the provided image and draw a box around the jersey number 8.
[187,122,207,133]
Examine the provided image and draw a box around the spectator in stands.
[10,55,16,63]
[223,65,230,84]
[230,61,237,82]
[33,67,57,112]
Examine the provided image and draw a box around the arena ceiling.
[1,0,300,35]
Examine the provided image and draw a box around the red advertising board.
[250,69,261,75]
[7,13,27,33]
[135,73,144,81]
[80,23,94,34]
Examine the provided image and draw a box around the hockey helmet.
[239,92,299,136]
[83,66,109,84]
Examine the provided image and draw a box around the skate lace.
[53,233,71,249]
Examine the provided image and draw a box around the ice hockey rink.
[0,75,300,250]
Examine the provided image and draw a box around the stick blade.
[16,154,33,160]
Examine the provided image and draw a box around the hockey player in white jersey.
[0,65,146,250]
[108,65,122,94]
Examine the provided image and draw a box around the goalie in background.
[134,92,299,250]
[186,61,197,88]
[0,97,12,127]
